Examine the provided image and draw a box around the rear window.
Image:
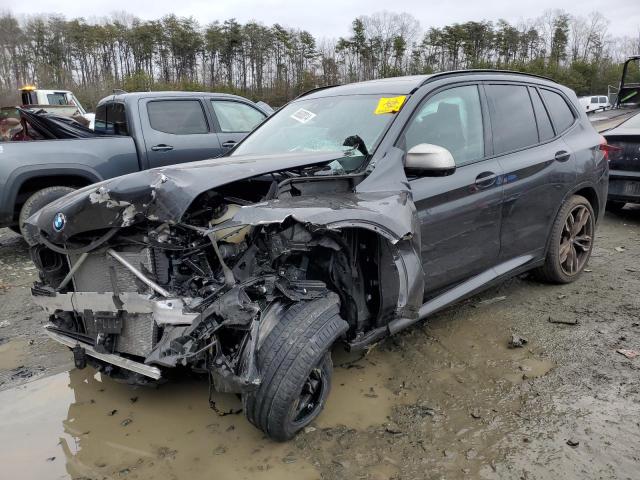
[95,102,129,135]
[529,88,555,141]
[147,100,208,135]
[486,84,539,154]
[541,89,575,133]
[590,97,599,104]
[600,96,608,103]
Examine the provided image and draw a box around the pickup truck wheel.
[19,186,75,246]
[242,295,348,441]
[534,195,594,284]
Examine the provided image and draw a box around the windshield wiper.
[342,135,369,157]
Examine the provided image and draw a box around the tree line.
[0,9,638,109]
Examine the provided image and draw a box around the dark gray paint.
[30,71,607,341]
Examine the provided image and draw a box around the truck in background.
[19,86,95,128]
[615,56,640,109]
[0,91,270,242]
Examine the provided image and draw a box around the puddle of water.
[0,338,28,370]
[0,370,320,480]
[0,348,407,480]
[319,349,416,429]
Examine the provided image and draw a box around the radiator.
[69,247,163,357]
[68,248,155,294]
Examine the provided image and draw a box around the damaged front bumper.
[32,288,199,380]
[44,325,162,380]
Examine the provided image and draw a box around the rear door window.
[600,96,608,103]
[590,97,599,104]
[94,102,129,135]
[486,84,538,154]
[529,87,555,141]
[147,100,209,135]
[540,89,575,133]
[211,100,265,132]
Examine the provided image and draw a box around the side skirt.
[348,254,538,349]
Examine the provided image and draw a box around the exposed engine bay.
[28,150,424,394]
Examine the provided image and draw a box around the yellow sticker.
[374,96,407,114]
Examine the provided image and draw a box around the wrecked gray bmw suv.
[27,71,608,441]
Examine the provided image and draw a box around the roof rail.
[415,69,557,90]
[295,84,341,99]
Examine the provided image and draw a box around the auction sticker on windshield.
[290,108,317,124]
[375,96,406,114]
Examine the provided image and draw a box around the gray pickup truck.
[0,91,269,243]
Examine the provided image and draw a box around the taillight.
[599,136,622,161]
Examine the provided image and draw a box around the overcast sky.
[5,0,640,38]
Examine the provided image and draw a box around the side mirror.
[405,143,456,176]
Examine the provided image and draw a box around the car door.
[485,83,577,261]
[400,83,503,295]
[209,99,267,153]
[140,97,223,168]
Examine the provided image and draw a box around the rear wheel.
[535,195,595,284]
[19,186,75,246]
[242,295,348,441]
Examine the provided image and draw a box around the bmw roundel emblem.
[53,212,66,232]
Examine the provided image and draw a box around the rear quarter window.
[541,89,575,133]
[529,88,555,141]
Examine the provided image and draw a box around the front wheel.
[242,295,348,441]
[534,195,595,284]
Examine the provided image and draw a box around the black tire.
[606,200,626,213]
[534,194,595,284]
[242,294,348,441]
[19,186,75,246]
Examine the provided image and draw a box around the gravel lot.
[0,112,638,479]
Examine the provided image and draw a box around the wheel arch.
[8,167,102,223]
[542,182,601,258]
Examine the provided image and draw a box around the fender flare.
[1,164,102,223]
[541,181,601,258]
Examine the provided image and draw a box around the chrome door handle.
[222,140,237,148]
[554,150,571,162]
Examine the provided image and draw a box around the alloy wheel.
[292,365,326,425]
[559,204,593,276]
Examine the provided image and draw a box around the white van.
[579,95,611,113]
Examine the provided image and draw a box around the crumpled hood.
[27,151,344,243]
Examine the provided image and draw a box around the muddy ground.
[1,208,639,480]
[0,114,638,480]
